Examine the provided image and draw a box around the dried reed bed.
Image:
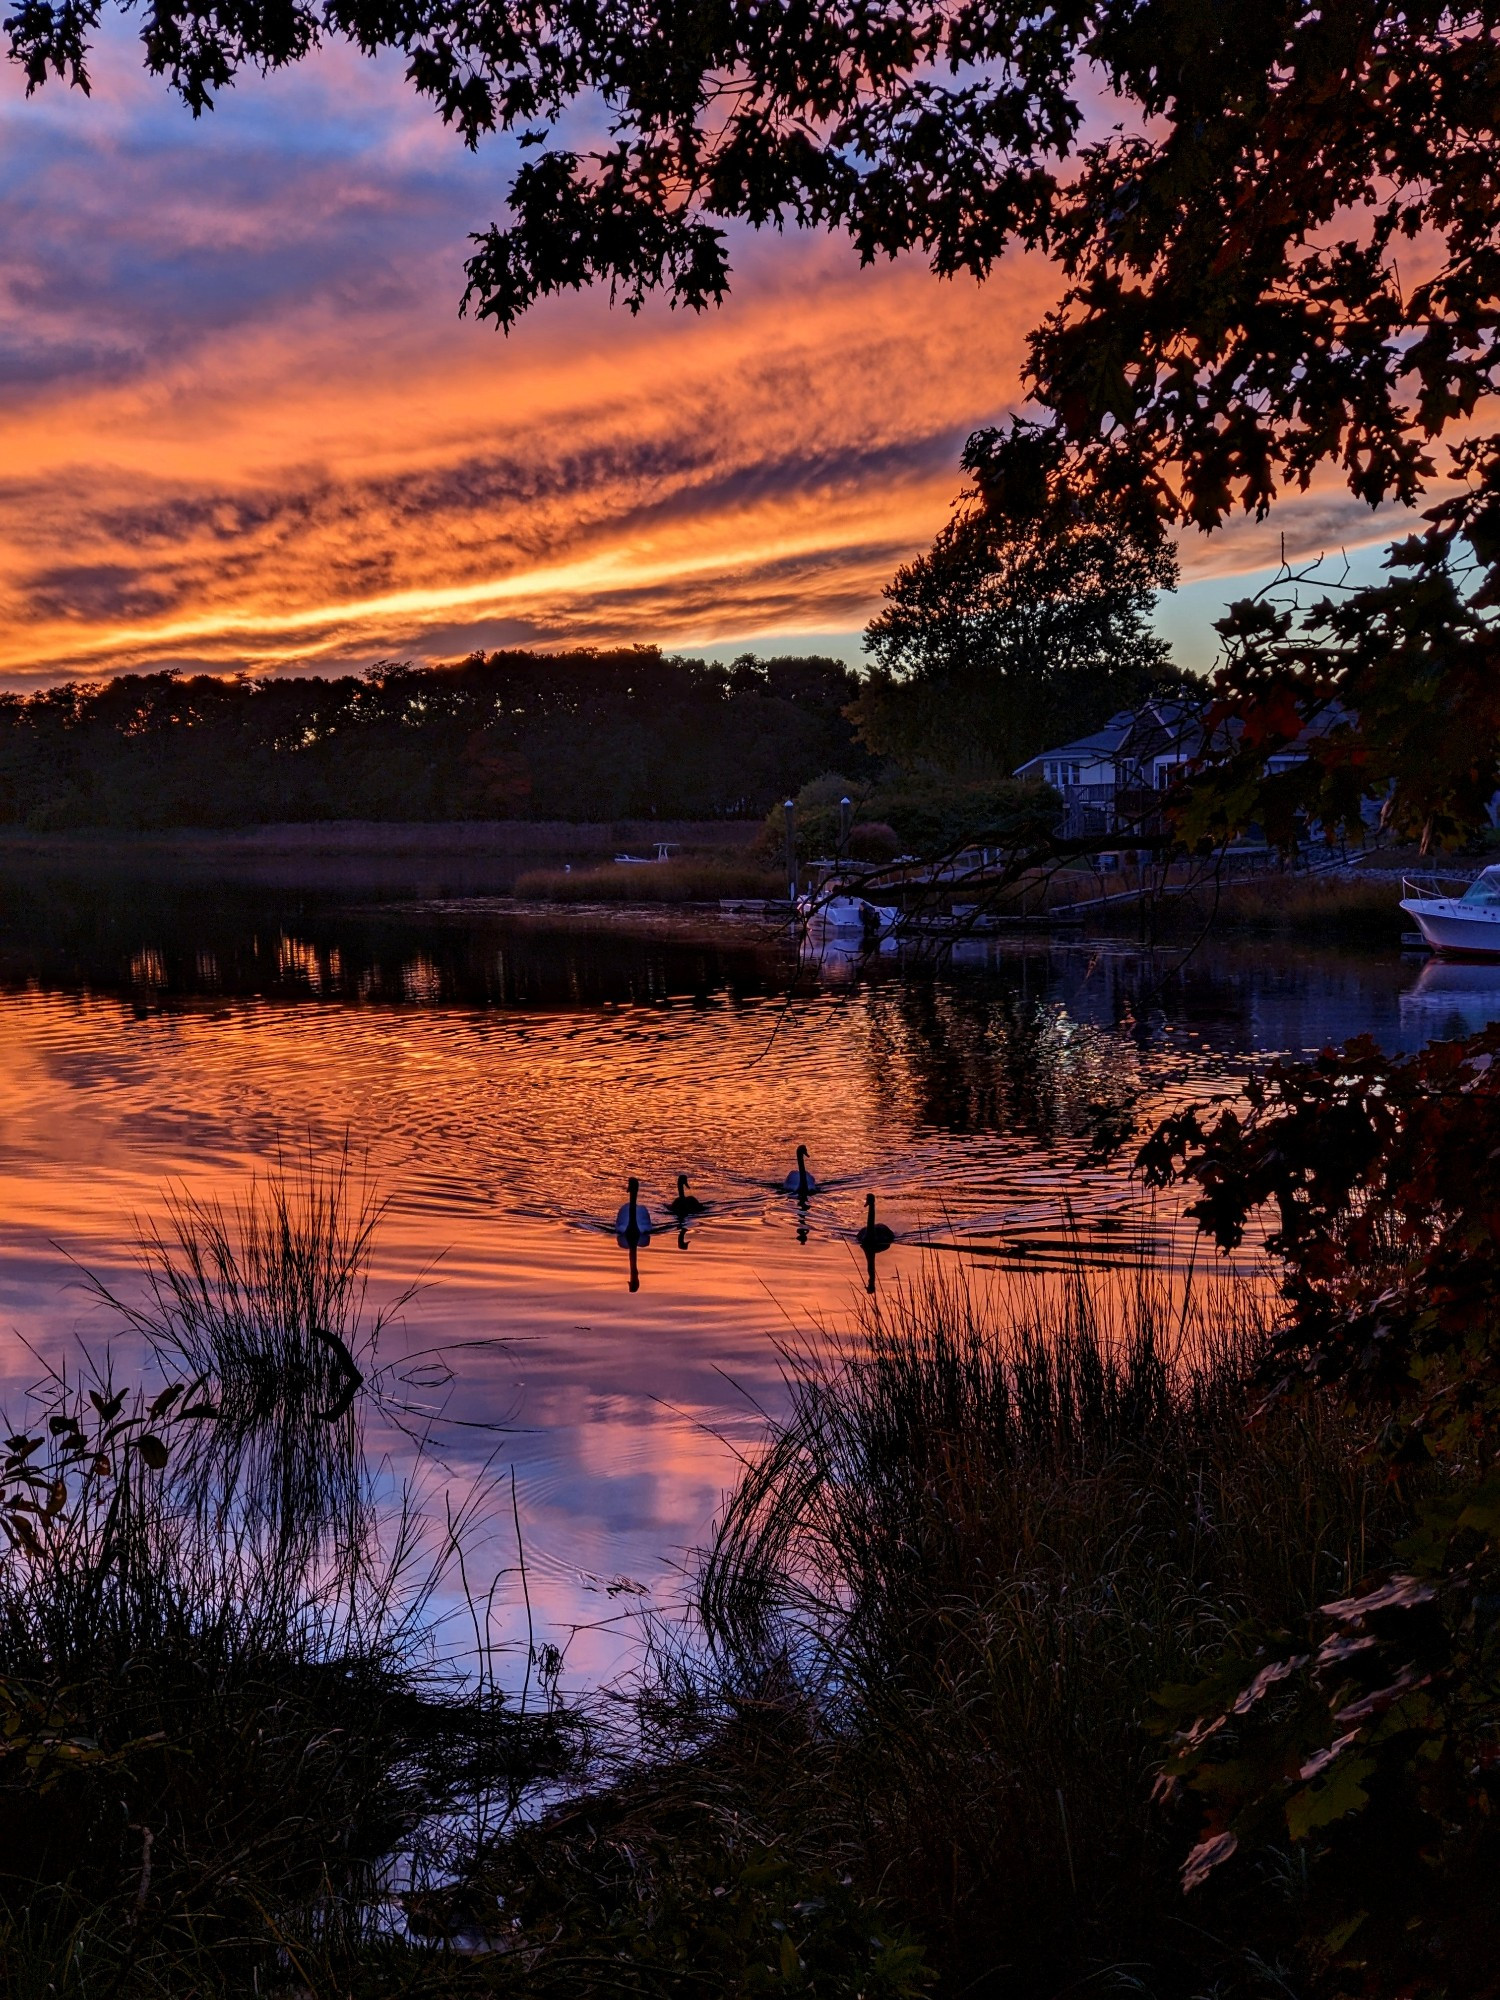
[515,855,785,903]
[1160,866,1411,941]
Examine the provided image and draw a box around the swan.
[667,1174,706,1218]
[856,1193,895,1252]
[783,1145,817,1197]
[614,1177,652,1240]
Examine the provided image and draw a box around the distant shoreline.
[0,818,760,859]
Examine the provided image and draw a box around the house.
[1015,694,1374,841]
[1014,697,1208,839]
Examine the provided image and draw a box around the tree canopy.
[854,451,1184,775]
[0,650,870,829]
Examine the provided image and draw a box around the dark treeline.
[0,649,871,830]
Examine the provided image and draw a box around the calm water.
[0,854,1488,1684]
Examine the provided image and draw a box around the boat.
[1400,866,1500,956]
[801,893,900,936]
[614,842,677,864]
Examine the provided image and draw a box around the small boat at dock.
[1400,866,1500,956]
[801,893,900,936]
[614,842,678,864]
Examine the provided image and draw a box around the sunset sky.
[1,28,1416,691]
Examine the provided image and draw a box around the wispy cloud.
[0,32,1418,685]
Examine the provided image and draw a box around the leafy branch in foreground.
[16,0,1492,549]
[1140,1028,1500,1993]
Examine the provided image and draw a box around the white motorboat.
[614,842,677,864]
[813,894,869,932]
[801,893,900,936]
[1400,866,1500,956]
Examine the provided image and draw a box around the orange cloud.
[0,172,1055,680]
[0,41,1425,688]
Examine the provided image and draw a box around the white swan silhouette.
[614,1177,652,1240]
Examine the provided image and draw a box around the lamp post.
[839,795,852,866]
[784,798,797,903]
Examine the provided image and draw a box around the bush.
[848,820,901,861]
[766,769,1059,864]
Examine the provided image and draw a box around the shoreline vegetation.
[4,1165,1414,1997]
[0,819,1437,944]
[0,817,762,863]
[513,854,786,903]
[0,1166,582,1998]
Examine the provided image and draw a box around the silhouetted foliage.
[769,767,1059,862]
[1176,442,1500,854]
[0,649,871,829]
[854,483,1186,775]
[1140,1030,1500,1993]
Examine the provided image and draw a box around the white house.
[1015,694,1373,840]
[1014,697,1207,837]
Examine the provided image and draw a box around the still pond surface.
[1,850,1493,1684]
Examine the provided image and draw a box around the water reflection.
[1398,958,1500,1041]
[0,854,1457,1686]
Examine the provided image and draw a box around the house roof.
[1013,710,1137,779]
[1014,691,1354,783]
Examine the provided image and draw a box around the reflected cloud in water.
[0,853,1451,1684]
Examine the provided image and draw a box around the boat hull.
[1401,897,1500,958]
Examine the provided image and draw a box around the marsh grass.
[1160,867,1409,942]
[0,1171,579,1997]
[0,1385,573,1996]
[425,1261,1397,1998]
[680,1261,1401,1995]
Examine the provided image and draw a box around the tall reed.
[0,1170,575,1996]
[696,1261,1398,1994]
[84,1155,407,1575]
[96,1152,392,1420]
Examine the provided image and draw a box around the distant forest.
[0,651,874,830]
